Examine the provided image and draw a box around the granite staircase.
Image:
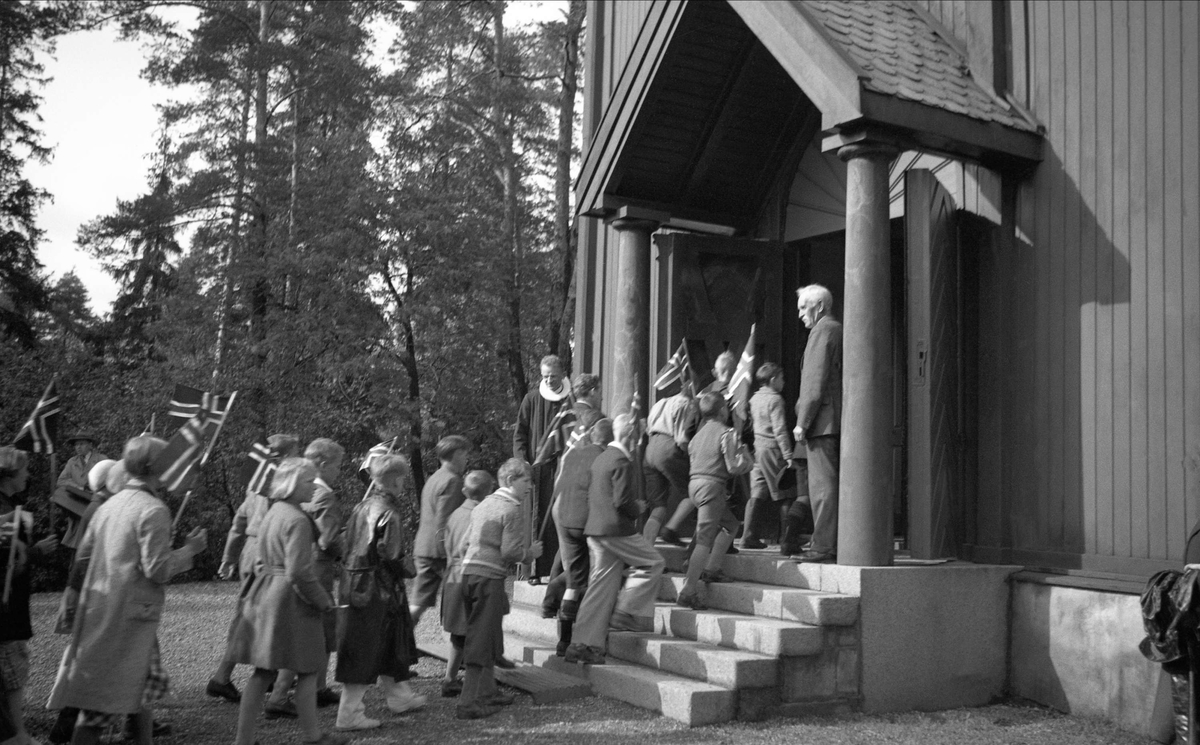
[502,545,864,726]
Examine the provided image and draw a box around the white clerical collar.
[539,379,570,402]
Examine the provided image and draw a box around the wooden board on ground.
[418,641,593,705]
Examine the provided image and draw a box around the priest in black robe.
[513,355,572,579]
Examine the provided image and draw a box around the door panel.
[906,169,962,559]
[652,233,783,389]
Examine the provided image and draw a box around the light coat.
[231,500,332,673]
[48,482,194,714]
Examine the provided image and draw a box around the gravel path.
[21,582,1156,745]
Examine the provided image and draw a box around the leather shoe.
[316,687,341,707]
[455,703,501,720]
[485,691,516,706]
[676,590,706,610]
[495,656,516,669]
[608,611,651,632]
[740,538,767,550]
[264,699,298,719]
[206,678,241,703]
[660,528,684,546]
[123,719,172,740]
[564,643,606,665]
[699,569,727,583]
[441,679,463,697]
[795,550,835,563]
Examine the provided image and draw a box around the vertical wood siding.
[1003,0,1200,574]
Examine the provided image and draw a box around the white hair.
[796,284,834,315]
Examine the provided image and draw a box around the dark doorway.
[788,221,909,548]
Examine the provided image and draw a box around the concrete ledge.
[653,603,825,657]
[1010,577,1173,742]
[520,643,739,726]
[606,632,779,688]
[660,575,859,626]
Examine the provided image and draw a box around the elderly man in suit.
[792,284,843,564]
[564,415,665,666]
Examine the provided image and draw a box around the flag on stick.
[357,437,398,484]
[726,324,756,431]
[12,379,61,454]
[153,414,208,494]
[154,390,237,495]
[653,341,693,392]
[533,399,577,467]
[167,384,234,427]
[239,440,279,496]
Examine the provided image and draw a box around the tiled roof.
[801,0,1037,132]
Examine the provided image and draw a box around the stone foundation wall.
[1010,578,1173,742]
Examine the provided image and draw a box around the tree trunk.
[548,0,584,372]
[493,1,528,401]
[212,69,253,387]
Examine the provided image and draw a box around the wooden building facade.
[574,1,1198,730]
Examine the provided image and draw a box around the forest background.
[0,0,587,587]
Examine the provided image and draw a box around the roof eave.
[822,90,1043,170]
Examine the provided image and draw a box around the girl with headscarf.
[229,457,341,745]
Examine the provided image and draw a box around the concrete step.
[502,601,559,646]
[655,544,865,595]
[605,631,779,689]
[659,575,858,626]
[652,602,825,657]
[515,639,738,726]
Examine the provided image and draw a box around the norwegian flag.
[533,401,577,467]
[240,440,279,496]
[726,324,757,430]
[653,340,693,392]
[167,384,234,427]
[357,437,398,484]
[152,412,209,494]
[12,379,61,454]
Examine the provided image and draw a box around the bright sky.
[29,1,566,316]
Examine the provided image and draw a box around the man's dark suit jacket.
[796,314,844,438]
[583,445,639,538]
[553,442,605,531]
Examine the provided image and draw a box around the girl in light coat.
[230,457,340,745]
[48,436,207,745]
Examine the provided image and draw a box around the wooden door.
[906,169,962,559]
[652,233,784,391]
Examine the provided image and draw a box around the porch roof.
[577,0,1044,226]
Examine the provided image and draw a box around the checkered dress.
[76,638,168,729]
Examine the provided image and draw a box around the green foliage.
[3,0,585,590]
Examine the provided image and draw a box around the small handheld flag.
[240,441,279,496]
[653,341,692,392]
[533,402,577,467]
[358,438,398,484]
[726,324,756,430]
[12,379,61,454]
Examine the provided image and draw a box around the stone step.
[502,601,559,646]
[605,631,779,689]
[655,544,865,595]
[659,575,858,626]
[515,640,738,726]
[652,602,825,657]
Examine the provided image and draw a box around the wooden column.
[837,141,899,567]
[606,207,664,415]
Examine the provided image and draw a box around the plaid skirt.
[76,638,168,729]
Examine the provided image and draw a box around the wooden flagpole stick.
[3,507,22,606]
